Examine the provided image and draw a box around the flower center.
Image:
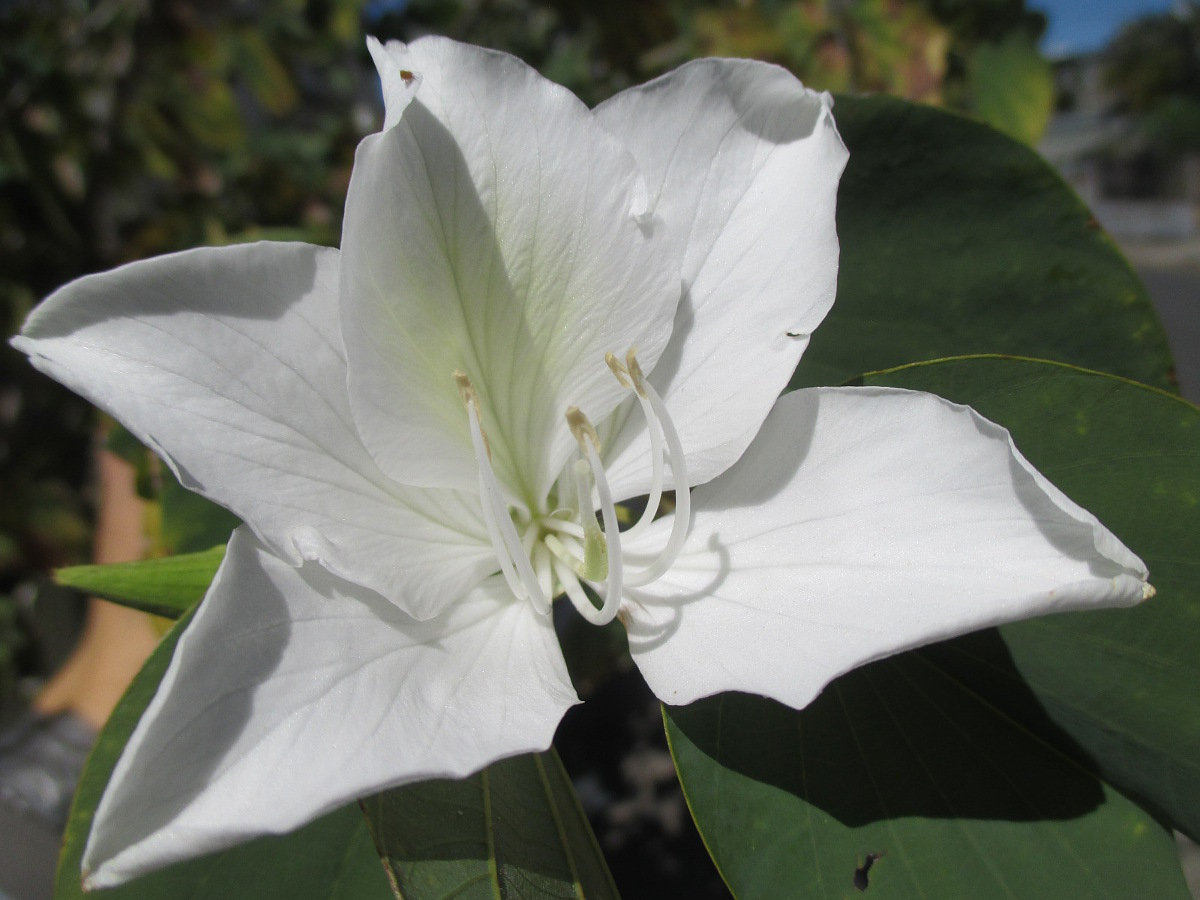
[455,349,691,625]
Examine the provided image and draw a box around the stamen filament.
[458,345,690,625]
[460,377,523,600]
[582,438,623,625]
[533,542,553,606]
[541,517,586,539]
[552,557,609,626]
[459,371,550,614]
[622,357,691,588]
[606,350,668,539]
[623,390,666,538]
[572,458,608,581]
[472,444,526,601]
[544,532,584,570]
[566,406,623,625]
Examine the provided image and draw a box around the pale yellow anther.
[625,350,648,398]
[566,406,601,452]
[605,351,632,389]
[454,370,490,460]
[453,369,476,406]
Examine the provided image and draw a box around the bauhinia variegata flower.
[13,36,1152,889]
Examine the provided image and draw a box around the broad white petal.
[622,388,1149,709]
[83,528,577,888]
[595,59,848,498]
[341,37,680,501]
[14,243,494,619]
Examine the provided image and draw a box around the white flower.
[14,37,1150,888]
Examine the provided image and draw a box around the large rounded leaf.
[667,356,1197,899]
[791,96,1173,391]
[668,663,1189,900]
[864,356,1200,840]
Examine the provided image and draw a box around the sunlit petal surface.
[83,528,576,889]
[623,387,1148,708]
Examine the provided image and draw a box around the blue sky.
[1029,0,1180,56]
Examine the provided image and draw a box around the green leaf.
[158,467,240,554]
[361,750,619,900]
[667,677,1190,900]
[668,356,1198,898]
[968,35,1054,145]
[792,96,1173,391]
[863,355,1200,839]
[56,611,393,900]
[54,546,226,618]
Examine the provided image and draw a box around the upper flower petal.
[366,34,422,130]
[340,37,681,503]
[621,387,1150,709]
[594,59,848,499]
[13,242,494,619]
[82,527,578,888]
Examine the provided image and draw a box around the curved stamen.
[583,439,623,624]
[570,457,607,581]
[476,467,528,600]
[456,346,689,624]
[607,351,667,538]
[543,532,584,570]
[624,391,666,538]
[541,517,585,540]
[619,352,691,588]
[460,377,525,601]
[457,371,550,614]
[551,557,609,626]
[567,407,623,626]
[532,541,553,607]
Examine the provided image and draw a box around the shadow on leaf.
[668,627,1104,827]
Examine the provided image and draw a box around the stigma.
[456,350,691,625]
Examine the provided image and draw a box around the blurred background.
[0,0,1196,896]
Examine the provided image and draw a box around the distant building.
[1040,53,1199,238]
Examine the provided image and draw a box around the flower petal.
[13,242,494,619]
[82,528,578,888]
[366,34,422,131]
[341,37,680,501]
[595,59,848,498]
[622,387,1150,709]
